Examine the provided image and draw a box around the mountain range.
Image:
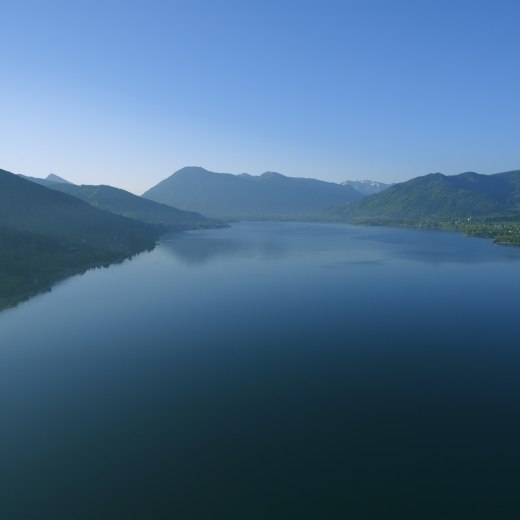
[3,164,520,308]
[328,170,520,221]
[22,174,213,230]
[142,166,363,219]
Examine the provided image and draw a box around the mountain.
[25,177,215,230]
[46,173,72,184]
[142,166,362,219]
[341,179,391,196]
[0,169,159,309]
[328,170,520,221]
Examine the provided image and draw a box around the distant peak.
[260,171,285,179]
[171,168,286,180]
[46,173,72,184]
[340,179,392,195]
[173,166,211,175]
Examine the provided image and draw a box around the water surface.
[1,222,520,519]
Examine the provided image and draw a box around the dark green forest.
[0,169,159,309]
[323,170,520,245]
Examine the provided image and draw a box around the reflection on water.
[162,221,520,267]
[0,259,126,311]
[1,222,520,519]
[160,227,289,265]
[4,223,517,311]
[161,233,256,264]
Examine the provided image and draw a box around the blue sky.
[1,0,519,193]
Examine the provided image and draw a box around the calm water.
[1,222,520,519]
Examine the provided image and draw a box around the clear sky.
[1,0,519,193]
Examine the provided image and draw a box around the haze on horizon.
[1,0,519,194]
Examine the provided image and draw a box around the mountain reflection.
[0,261,114,311]
[159,230,289,265]
[161,223,520,268]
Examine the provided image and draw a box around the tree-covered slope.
[32,179,215,229]
[142,166,362,219]
[26,177,215,229]
[329,171,520,221]
[0,169,159,308]
[1,170,158,250]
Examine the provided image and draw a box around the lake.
[1,221,520,519]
